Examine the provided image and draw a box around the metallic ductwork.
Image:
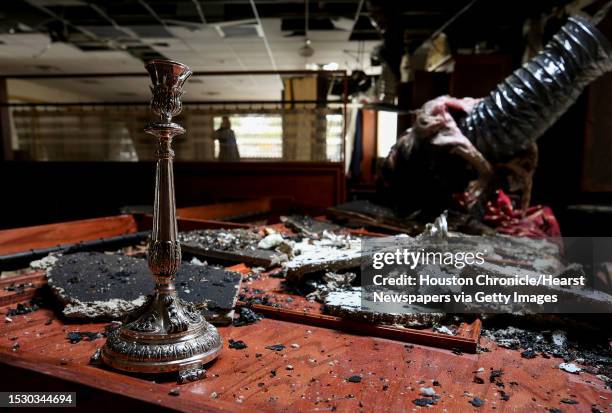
[459,16,612,163]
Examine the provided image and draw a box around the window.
[213,114,282,159]
[326,114,343,162]
[376,111,398,158]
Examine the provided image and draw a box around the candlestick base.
[100,292,222,381]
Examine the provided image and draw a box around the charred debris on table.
[9,213,609,381]
[228,339,248,350]
[6,297,44,317]
[4,282,36,294]
[233,306,263,326]
[180,222,367,283]
[44,251,242,324]
[179,228,288,268]
[484,324,612,383]
[67,331,104,344]
[66,323,120,344]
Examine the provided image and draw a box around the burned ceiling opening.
[0,0,578,65]
[0,0,590,102]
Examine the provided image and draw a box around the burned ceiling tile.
[46,251,241,324]
[324,287,445,328]
[280,215,345,238]
[180,228,288,268]
[283,233,365,283]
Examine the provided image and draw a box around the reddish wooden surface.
[174,162,346,210]
[178,198,272,221]
[0,270,45,306]
[0,217,609,411]
[0,304,609,413]
[0,215,138,255]
[359,109,377,184]
[239,303,480,353]
[138,214,251,232]
[177,197,293,222]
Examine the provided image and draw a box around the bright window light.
[213,114,282,159]
[326,114,343,162]
[323,62,339,71]
[376,111,398,157]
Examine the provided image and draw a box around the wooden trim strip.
[237,302,480,353]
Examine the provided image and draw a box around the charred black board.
[179,228,287,268]
[280,215,345,238]
[47,252,241,324]
[327,200,495,235]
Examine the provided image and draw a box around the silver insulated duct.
[459,16,612,163]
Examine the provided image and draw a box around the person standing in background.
[213,116,240,161]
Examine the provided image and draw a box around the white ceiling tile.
[0,17,379,101]
[13,33,51,45]
[167,27,219,40]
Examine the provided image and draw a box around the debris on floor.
[433,325,455,336]
[4,282,36,294]
[521,349,537,359]
[327,200,496,236]
[419,387,436,397]
[257,233,285,250]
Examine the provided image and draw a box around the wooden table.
[1,300,609,412]
[0,214,610,412]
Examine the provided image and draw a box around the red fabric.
[483,189,561,238]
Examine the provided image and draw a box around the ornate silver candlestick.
[99,60,222,382]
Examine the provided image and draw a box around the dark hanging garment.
[214,127,240,161]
